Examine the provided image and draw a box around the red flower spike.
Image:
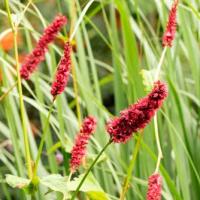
[106,81,168,143]
[70,116,97,172]
[147,173,162,200]
[162,0,179,47]
[50,41,71,98]
[20,15,67,80]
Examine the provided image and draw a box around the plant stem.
[153,47,167,173]
[70,0,82,127]
[0,81,17,102]
[154,47,167,81]
[33,102,55,177]
[5,0,32,179]
[14,18,33,181]
[154,114,163,173]
[71,139,112,200]
[69,0,95,41]
[119,133,143,200]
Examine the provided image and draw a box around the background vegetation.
[0,0,200,199]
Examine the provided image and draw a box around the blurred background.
[0,0,200,199]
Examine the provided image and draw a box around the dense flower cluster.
[50,41,71,98]
[70,116,97,172]
[147,173,162,200]
[20,15,67,79]
[162,0,179,47]
[106,81,168,143]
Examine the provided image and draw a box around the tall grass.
[0,0,200,199]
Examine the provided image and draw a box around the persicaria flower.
[50,41,71,99]
[106,81,168,143]
[20,15,67,80]
[162,0,179,47]
[70,116,97,172]
[147,173,162,200]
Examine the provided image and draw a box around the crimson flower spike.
[162,0,179,47]
[50,41,71,99]
[70,116,97,173]
[106,81,168,143]
[146,173,162,200]
[20,15,67,80]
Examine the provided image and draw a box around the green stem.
[154,115,163,173]
[119,133,143,200]
[154,47,167,81]
[0,81,17,102]
[69,0,95,41]
[71,139,112,200]
[70,0,82,127]
[33,102,55,177]
[153,46,168,172]
[5,0,32,179]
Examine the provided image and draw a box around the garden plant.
[0,0,200,199]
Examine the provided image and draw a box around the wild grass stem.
[4,0,32,179]
[154,115,163,173]
[153,46,168,173]
[69,0,82,127]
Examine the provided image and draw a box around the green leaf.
[68,173,110,200]
[40,173,110,199]
[87,191,108,200]
[40,174,68,197]
[5,174,30,189]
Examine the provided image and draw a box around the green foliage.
[1,0,200,199]
[6,175,30,189]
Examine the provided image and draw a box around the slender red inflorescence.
[147,173,162,200]
[20,15,67,80]
[162,0,179,47]
[70,116,97,172]
[50,41,71,99]
[106,81,168,143]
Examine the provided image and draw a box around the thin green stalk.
[154,47,167,81]
[119,133,143,200]
[71,139,112,200]
[70,0,82,127]
[5,0,32,178]
[0,81,17,102]
[154,114,163,173]
[153,46,168,173]
[33,102,55,177]
[69,0,95,41]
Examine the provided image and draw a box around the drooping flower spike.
[146,173,162,200]
[70,116,97,172]
[50,41,71,99]
[20,15,67,80]
[162,0,179,47]
[106,81,168,143]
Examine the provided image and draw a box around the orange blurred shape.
[18,54,27,64]
[0,32,21,51]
